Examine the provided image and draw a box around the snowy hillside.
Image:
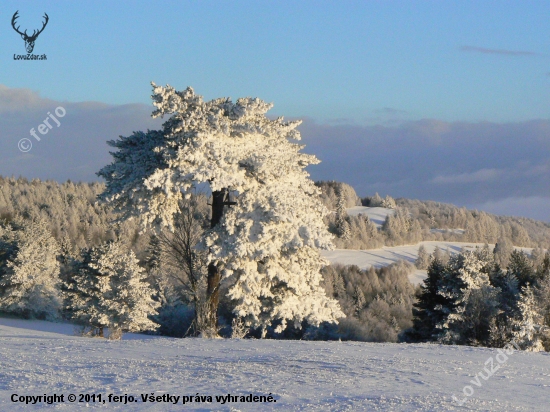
[346,206,394,228]
[321,241,534,285]
[1,317,549,411]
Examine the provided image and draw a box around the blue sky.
[0,1,549,221]
[2,1,550,123]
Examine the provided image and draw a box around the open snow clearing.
[0,317,549,411]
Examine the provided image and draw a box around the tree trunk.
[206,189,227,329]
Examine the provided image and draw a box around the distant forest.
[0,177,547,256]
[315,181,550,250]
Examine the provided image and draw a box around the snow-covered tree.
[512,284,545,352]
[353,285,366,315]
[97,83,343,335]
[154,195,212,336]
[415,245,431,270]
[64,241,159,338]
[432,246,451,265]
[409,257,451,342]
[437,250,499,345]
[370,193,383,207]
[335,187,351,240]
[493,237,513,268]
[488,269,520,346]
[0,218,61,319]
[381,195,396,209]
[508,250,535,289]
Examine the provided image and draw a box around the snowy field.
[346,206,394,228]
[321,241,534,285]
[1,317,549,411]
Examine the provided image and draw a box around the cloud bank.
[0,85,548,222]
[297,118,550,222]
[0,85,162,183]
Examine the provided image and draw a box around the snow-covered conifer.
[410,257,450,342]
[98,83,343,335]
[381,195,396,209]
[353,286,366,315]
[415,245,431,270]
[336,187,351,240]
[0,218,60,319]
[64,241,159,338]
[493,237,513,268]
[432,246,451,266]
[437,250,498,345]
[508,250,535,289]
[370,193,383,207]
[512,284,545,352]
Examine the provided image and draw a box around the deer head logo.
[11,11,49,54]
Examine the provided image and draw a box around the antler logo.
[11,11,49,54]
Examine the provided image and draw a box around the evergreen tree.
[432,246,450,265]
[381,195,396,209]
[64,240,159,339]
[437,251,498,345]
[0,218,60,319]
[370,193,383,207]
[336,187,351,240]
[409,258,450,341]
[332,270,346,300]
[489,266,520,346]
[353,285,366,316]
[507,250,535,289]
[415,245,431,270]
[535,252,550,286]
[512,284,545,352]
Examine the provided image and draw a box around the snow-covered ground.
[346,206,395,228]
[0,317,549,411]
[321,241,534,285]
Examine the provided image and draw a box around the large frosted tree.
[98,83,343,335]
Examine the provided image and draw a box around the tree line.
[315,181,550,250]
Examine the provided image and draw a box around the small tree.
[353,285,366,316]
[493,237,513,268]
[335,187,351,240]
[437,251,498,345]
[155,195,213,336]
[415,245,431,270]
[64,240,159,339]
[512,284,545,352]
[409,258,451,342]
[0,218,61,320]
[370,193,383,207]
[508,250,535,289]
[381,195,396,209]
